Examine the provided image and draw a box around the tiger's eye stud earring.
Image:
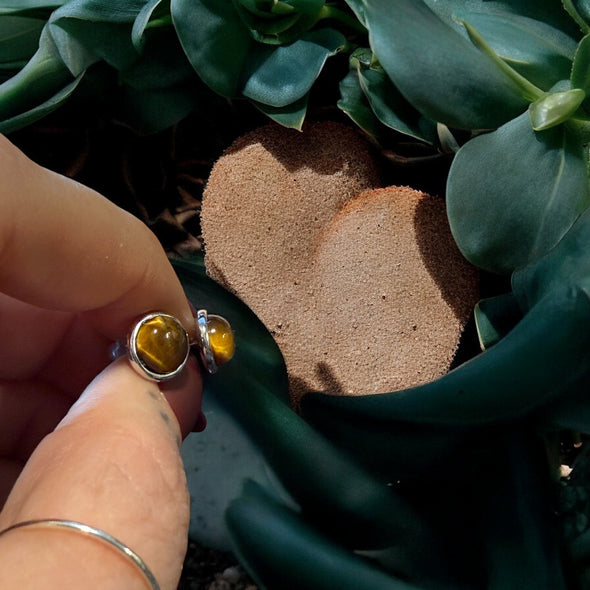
[120,309,235,381]
[128,312,190,381]
[196,309,236,374]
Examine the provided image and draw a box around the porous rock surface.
[201,121,478,402]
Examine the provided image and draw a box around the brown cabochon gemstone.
[135,314,189,375]
[207,314,236,367]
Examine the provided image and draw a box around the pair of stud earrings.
[118,309,235,381]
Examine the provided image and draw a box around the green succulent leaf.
[119,27,195,90]
[476,431,568,590]
[0,1,65,17]
[51,20,139,71]
[171,0,253,97]
[0,27,78,128]
[348,48,437,144]
[474,292,523,350]
[131,0,164,50]
[241,28,346,107]
[227,481,425,590]
[343,0,367,27]
[49,0,147,22]
[252,94,308,130]
[118,85,198,134]
[0,16,45,76]
[337,69,382,141]
[233,0,324,45]
[464,13,576,91]
[361,0,530,130]
[564,0,590,34]
[0,73,81,133]
[513,205,590,311]
[337,67,383,141]
[529,88,586,130]
[420,2,581,96]
[572,34,590,118]
[461,20,545,102]
[424,0,582,37]
[227,438,566,589]
[447,111,590,274]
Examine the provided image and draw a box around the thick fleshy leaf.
[447,112,590,274]
[337,66,384,142]
[252,95,308,130]
[0,28,76,124]
[424,5,578,92]
[529,89,586,130]
[476,431,568,590]
[227,481,426,590]
[49,0,147,22]
[343,0,367,27]
[241,28,346,107]
[571,34,590,116]
[51,19,139,71]
[120,27,194,90]
[564,0,590,33]
[171,0,253,97]
[510,206,590,434]
[351,48,436,144]
[462,13,576,91]
[45,0,147,72]
[0,74,81,133]
[474,292,523,350]
[512,205,590,310]
[425,0,582,38]
[119,85,197,134]
[131,0,163,50]
[538,371,590,432]
[234,0,323,45]
[361,0,529,130]
[0,1,65,16]
[174,257,448,550]
[0,17,45,68]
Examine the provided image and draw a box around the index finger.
[0,135,194,340]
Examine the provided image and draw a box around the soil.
[179,540,256,590]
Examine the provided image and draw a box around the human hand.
[0,135,205,589]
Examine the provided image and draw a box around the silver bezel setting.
[196,309,218,374]
[128,312,190,382]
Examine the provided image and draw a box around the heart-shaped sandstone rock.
[202,121,479,402]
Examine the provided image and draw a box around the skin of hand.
[0,135,205,589]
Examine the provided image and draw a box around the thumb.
[0,357,203,590]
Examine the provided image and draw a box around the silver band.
[196,309,218,374]
[0,518,160,590]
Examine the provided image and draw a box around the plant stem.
[145,14,172,31]
[462,20,544,103]
[563,0,590,35]
[318,5,366,34]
